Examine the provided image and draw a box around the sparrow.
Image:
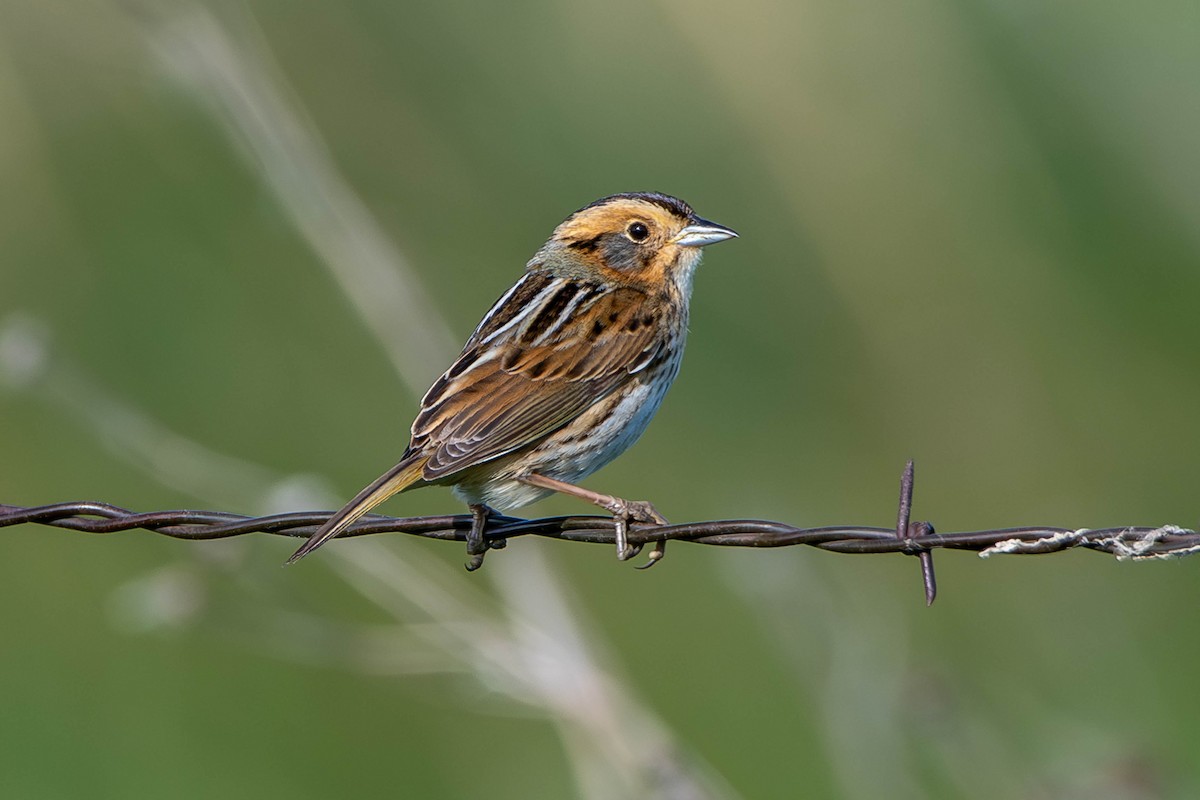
[288,192,737,569]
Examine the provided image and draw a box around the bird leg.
[465,503,498,572]
[519,473,668,563]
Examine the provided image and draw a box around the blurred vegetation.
[1,0,1198,798]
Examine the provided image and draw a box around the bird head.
[531,192,737,298]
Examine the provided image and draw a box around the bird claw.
[604,497,667,564]
[635,539,667,570]
[464,504,500,572]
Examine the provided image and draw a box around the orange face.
[542,194,736,296]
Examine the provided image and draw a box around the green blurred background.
[2,0,1199,797]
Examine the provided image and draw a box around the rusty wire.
[2,462,1196,606]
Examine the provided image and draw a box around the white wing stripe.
[528,284,593,346]
[478,277,562,346]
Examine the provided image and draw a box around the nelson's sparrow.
[288,192,737,568]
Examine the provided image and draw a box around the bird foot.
[513,473,669,568]
[601,497,668,564]
[465,504,501,572]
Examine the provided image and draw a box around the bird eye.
[626,221,650,242]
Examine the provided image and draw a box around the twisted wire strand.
[3,501,1195,557]
[4,463,1195,607]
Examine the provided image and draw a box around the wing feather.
[412,278,667,479]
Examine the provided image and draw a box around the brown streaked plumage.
[288,192,737,568]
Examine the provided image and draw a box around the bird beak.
[672,217,739,247]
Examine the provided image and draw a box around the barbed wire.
[3,462,1196,606]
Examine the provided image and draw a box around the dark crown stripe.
[574,192,693,220]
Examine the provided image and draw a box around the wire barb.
[894,460,938,606]
[3,463,1198,603]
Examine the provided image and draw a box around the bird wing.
[411,274,670,480]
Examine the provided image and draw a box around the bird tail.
[287,455,427,564]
